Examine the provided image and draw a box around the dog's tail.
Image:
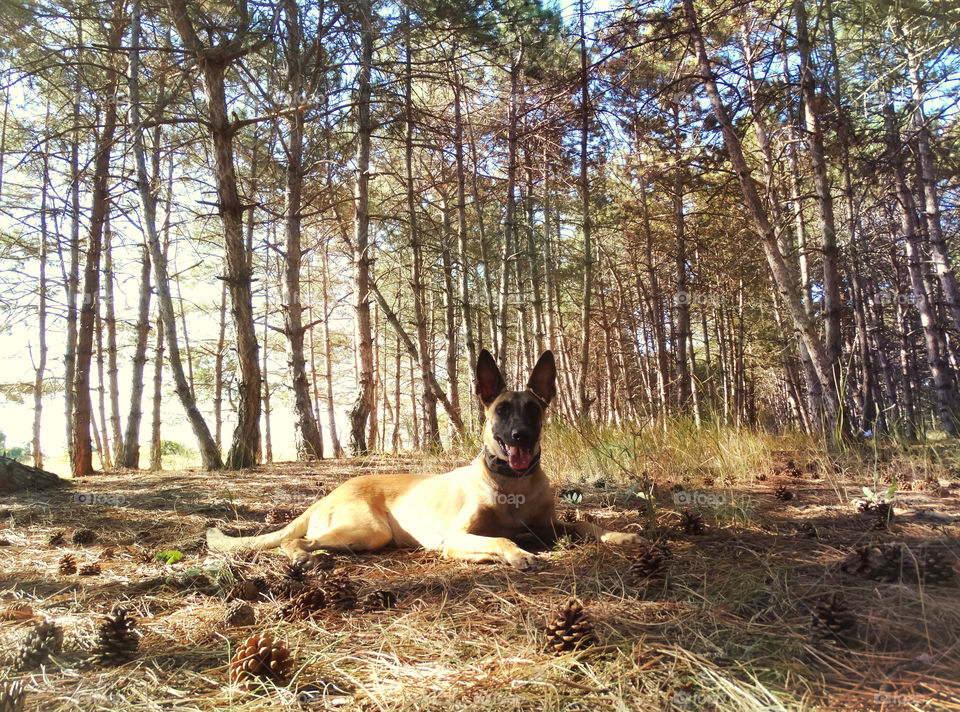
[206,506,314,553]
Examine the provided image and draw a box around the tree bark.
[32,128,50,470]
[404,5,440,449]
[885,102,958,434]
[103,225,123,462]
[577,0,593,421]
[71,4,124,478]
[906,49,960,335]
[280,0,324,460]
[794,0,842,369]
[166,0,262,468]
[132,0,222,468]
[347,0,376,455]
[149,313,164,471]
[120,242,152,468]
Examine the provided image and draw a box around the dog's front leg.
[441,532,539,569]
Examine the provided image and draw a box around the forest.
[0,0,957,474]
[1,0,960,710]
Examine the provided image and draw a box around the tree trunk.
[347,0,376,455]
[885,102,958,434]
[320,245,344,457]
[63,85,82,469]
[94,277,112,470]
[403,6,440,449]
[0,457,68,494]
[498,55,521,371]
[452,67,478,426]
[132,0,222,468]
[278,0,324,460]
[32,130,50,470]
[670,105,691,413]
[682,0,840,436]
[906,50,960,335]
[120,242,152,468]
[149,313,164,471]
[577,0,593,421]
[794,0,842,370]
[71,7,124,478]
[214,280,227,452]
[103,225,123,462]
[440,192,461,439]
[166,0,262,468]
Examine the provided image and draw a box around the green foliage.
[156,550,184,565]
[0,432,31,462]
[160,440,193,457]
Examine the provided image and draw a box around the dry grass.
[2,429,960,711]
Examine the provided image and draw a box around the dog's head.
[476,350,556,474]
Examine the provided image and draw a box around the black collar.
[482,445,540,478]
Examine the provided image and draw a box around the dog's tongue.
[508,446,533,471]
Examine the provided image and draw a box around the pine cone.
[320,574,357,610]
[306,551,336,571]
[917,546,956,586]
[15,620,63,670]
[544,598,594,654]
[774,485,794,501]
[840,544,903,583]
[230,633,293,690]
[362,590,398,611]
[811,594,856,644]
[678,509,705,535]
[47,531,65,547]
[221,601,256,628]
[630,544,670,581]
[78,563,101,576]
[58,554,77,575]
[0,680,25,712]
[228,576,269,602]
[839,543,951,584]
[94,608,139,665]
[71,528,97,546]
[281,587,328,621]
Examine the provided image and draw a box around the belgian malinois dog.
[206,350,643,568]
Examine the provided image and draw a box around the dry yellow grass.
[2,429,960,711]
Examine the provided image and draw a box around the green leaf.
[156,550,184,565]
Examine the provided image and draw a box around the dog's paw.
[504,548,541,570]
[600,531,646,547]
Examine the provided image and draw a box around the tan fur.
[206,357,643,568]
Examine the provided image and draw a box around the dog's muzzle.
[483,444,540,478]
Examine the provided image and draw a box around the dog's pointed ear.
[527,351,556,406]
[476,349,506,407]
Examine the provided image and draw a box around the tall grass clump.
[542,417,823,488]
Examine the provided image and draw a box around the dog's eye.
[495,402,510,416]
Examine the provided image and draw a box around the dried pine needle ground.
[0,447,959,711]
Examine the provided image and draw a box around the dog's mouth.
[496,437,534,471]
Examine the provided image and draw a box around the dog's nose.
[511,429,529,444]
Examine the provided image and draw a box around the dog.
[206,349,644,568]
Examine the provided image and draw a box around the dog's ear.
[476,349,506,407]
[527,351,556,406]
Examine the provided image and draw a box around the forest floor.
[2,435,960,711]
